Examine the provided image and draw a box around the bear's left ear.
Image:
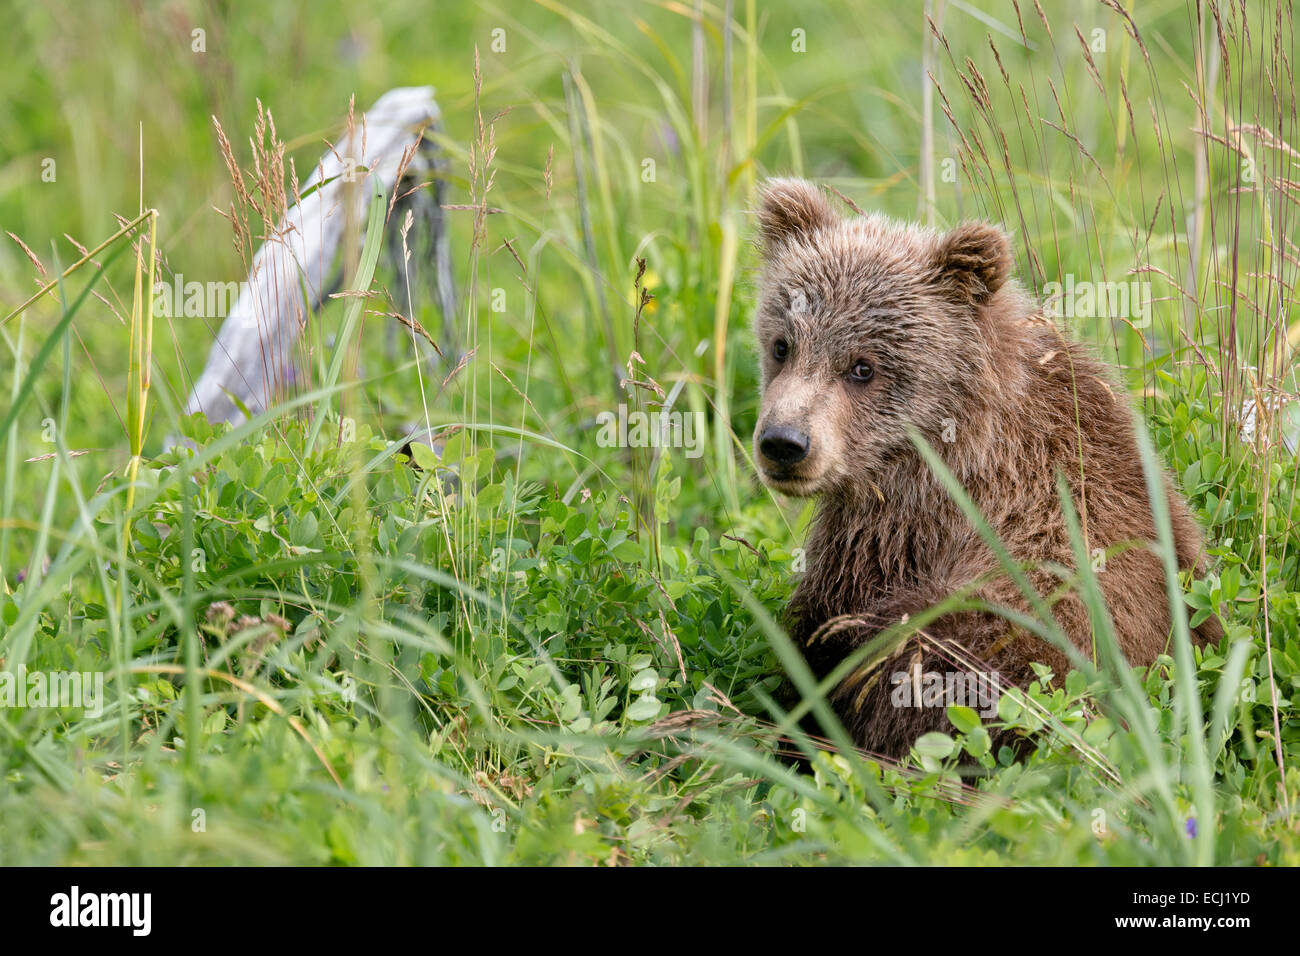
[932,221,1012,305]
[756,178,838,252]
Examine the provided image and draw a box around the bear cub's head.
[752,177,1016,498]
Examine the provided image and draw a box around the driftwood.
[181,86,455,430]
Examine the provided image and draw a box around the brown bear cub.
[751,178,1222,760]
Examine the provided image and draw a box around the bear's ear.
[756,178,837,251]
[932,221,1012,305]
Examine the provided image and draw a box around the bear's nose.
[759,426,810,465]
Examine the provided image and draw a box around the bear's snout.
[753,367,843,495]
[758,425,810,466]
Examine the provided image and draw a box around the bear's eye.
[848,360,874,384]
[772,339,789,362]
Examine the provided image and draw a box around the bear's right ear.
[932,221,1013,305]
[756,178,837,252]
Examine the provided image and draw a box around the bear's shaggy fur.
[751,178,1222,760]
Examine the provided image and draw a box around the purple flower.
[1186,817,1197,838]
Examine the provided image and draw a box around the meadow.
[0,0,1296,865]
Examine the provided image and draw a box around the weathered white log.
[181,86,454,430]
